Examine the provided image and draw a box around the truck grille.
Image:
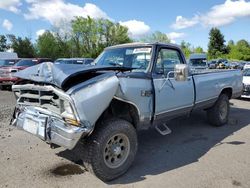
[13,86,62,114]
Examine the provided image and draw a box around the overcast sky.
[0,0,250,50]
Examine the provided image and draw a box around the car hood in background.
[14,62,132,90]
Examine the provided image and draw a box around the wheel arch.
[95,97,140,130]
[220,87,233,99]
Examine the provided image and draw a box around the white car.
[243,62,250,70]
[242,68,250,98]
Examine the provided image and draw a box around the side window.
[155,48,183,75]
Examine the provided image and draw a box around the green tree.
[227,39,250,61]
[193,46,204,53]
[180,40,192,58]
[140,31,171,43]
[208,27,227,59]
[71,16,131,58]
[0,35,8,51]
[8,35,36,58]
[36,31,70,60]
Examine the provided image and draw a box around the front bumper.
[12,106,91,150]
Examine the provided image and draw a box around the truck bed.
[191,69,242,109]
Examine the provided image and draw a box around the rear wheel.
[207,94,229,126]
[83,118,137,181]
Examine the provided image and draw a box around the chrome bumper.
[12,106,90,150]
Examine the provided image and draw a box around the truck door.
[153,47,194,120]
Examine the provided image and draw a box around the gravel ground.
[0,90,250,188]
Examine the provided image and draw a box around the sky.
[0,0,250,51]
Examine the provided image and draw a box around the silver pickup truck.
[11,43,242,181]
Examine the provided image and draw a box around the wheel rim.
[219,100,228,120]
[103,133,130,169]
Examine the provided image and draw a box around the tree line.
[0,16,250,61]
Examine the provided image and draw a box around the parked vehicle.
[244,62,250,70]
[217,59,229,69]
[208,60,218,69]
[0,58,51,89]
[189,53,208,69]
[11,43,242,181]
[0,52,18,59]
[242,68,250,98]
[55,58,94,65]
[0,59,20,68]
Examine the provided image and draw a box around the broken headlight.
[61,100,80,126]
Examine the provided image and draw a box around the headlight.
[61,100,80,126]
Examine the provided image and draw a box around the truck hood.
[14,62,131,90]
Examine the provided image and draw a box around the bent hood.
[14,62,131,90]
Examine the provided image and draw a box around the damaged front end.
[11,84,91,149]
[11,62,121,150]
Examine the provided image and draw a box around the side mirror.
[174,64,189,81]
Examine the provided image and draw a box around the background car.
[0,58,52,90]
[208,60,218,69]
[244,62,250,70]
[188,53,208,70]
[242,68,250,98]
[217,59,229,69]
[0,59,20,68]
[55,58,94,65]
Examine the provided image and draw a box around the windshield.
[15,59,37,67]
[95,46,152,71]
[0,59,17,66]
[190,59,207,66]
[243,69,250,76]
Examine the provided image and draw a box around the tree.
[208,27,227,59]
[71,16,131,58]
[180,40,192,58]
[193,46,204,53]
[0,35,8,51]
[227,39,250,61]
[37,31,70,60]
[8,35,36,58]
[140,31,171,43]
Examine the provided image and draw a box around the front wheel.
[83,118,138,181]
[207,94,230,126]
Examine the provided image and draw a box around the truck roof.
[105,42,181,50]
[189,53,207,59]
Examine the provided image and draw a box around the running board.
[155,123,172,135]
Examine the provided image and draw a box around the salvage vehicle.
[11,43,243,181]
[0,58,51,89]
[242,68,250,98]
[189,53,208,70]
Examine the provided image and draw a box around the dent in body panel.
[115,77,153,121]
[69,74,120,126]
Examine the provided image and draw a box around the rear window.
[0,59,17,66]
[15,59,38,67]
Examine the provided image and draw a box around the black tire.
[83,118,138,181]
[207,94,230,126]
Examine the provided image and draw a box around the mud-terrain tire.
[207,94,230,127]
[83,118,138,181]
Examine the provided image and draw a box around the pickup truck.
[11,43,243,181]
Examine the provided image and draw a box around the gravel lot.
[0,90,250,188]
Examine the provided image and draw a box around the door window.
[155,48,183,76]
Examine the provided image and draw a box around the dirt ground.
[0,90,250,188]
